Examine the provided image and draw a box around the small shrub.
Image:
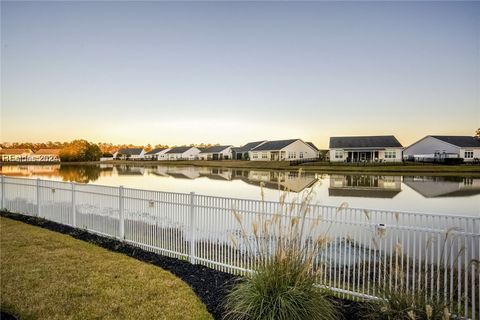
[223,172,339,320]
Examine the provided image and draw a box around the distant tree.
[59,140,102,162]
[475,128,480,139]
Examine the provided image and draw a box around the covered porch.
[345,149,382,162]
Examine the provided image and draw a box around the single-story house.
[232,141,267,160]
[403,136,480,162]
[34,149,61,162]
[248,139,319,161]
[0,149,33,161]
[199,145,233,160]
[144,147,171,160]
[164,146,201,160]
[329,135,403,163]
[114,148,145,160]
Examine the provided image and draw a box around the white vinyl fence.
[1,176,478,319]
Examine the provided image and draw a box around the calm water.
[1,164,479,216]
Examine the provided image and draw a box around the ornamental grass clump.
[223,172,339,320]
[362,222,479,320]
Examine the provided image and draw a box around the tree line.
[0,140,222,162]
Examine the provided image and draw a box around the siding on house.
[248,139,318,161]
[329,136,403,163]
[403,136,480,162]
[164,146,201,160]
[199,145,233,160]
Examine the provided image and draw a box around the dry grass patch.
[0,217,212,320]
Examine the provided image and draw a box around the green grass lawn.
[0,217,212,320]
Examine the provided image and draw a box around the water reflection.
[329,175,402,198]
[403,176,480,198]
[1,164,480,210]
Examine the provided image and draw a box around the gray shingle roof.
[199,145,232,154]
[166,146,195,154]
[145,148,168,155]
[251,139,299,151]
[431,136,480,148]
[233,141,267,153]
[329,136,402,149]
[306,142,319,151]
[117,148,144,156]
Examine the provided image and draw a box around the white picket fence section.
[0,176,478,319]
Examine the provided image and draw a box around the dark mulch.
[0,211,366,320]
[0,311,17,320]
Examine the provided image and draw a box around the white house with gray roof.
[144,147,171,160]
[403,136,480,162]
[232,141,267,160]
[329,136,403,163]
[248,139,318,161]
[114,148,145,160]
[164,146,201,160]
[199,145,233,160]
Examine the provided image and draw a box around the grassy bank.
[0,217,212,320]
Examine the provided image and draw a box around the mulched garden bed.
[0,210,365,320]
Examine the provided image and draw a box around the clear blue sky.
[1,1,479,148]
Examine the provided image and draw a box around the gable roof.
[329,136,402,149]
[430,136,480,148]
[145,148,168,155]
[251,139,299,151]
[306,142,319,151]
[234,141,267,153]
[35,149,61,155]
[166,146,195,154]
[200,145,232,154]
[117,148,144,156]
[0,149,33,155]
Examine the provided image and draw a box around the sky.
[1,1,479,148]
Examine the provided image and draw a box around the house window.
[252,152,258,159]
[288,152,296,159]
[262,153,268,159]
[385,151,396,159]
[464,151,473,159]
[334,151,343,159]
[299,152,304,159]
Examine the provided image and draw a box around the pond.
[1,163,478,216]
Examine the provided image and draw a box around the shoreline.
[1,160,480,176]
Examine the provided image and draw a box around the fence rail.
[0,176,478,319]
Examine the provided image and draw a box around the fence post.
[71,182,76,228]
[119,186,124,241]
[36,178,41,217]
[189,192,196,264]
[1,175,5,210]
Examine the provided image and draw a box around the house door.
[360,152,366,161]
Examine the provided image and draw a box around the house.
[306,142,320,159]
[144,147,171,160]
[199,145,233,160]
[329,135,403,163]
[248,139,319,161]
[403,136,480,162]
[114,148,145,160]
[0,149,33,161]
[164,146,201,160]
[34,149,61,162]
[232,141,267,160]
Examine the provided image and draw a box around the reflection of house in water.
[329,175,402,198]
[0,165,61,177]
[236,170,318,193]
[403,176,480,198]
[114,165,146,176]
[199,168,233,181]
